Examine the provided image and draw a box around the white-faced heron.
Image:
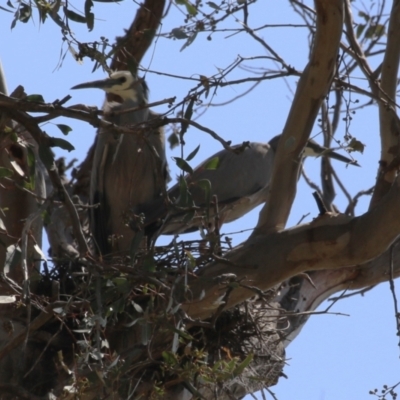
[144,134,359,236]
[72,71,168,255]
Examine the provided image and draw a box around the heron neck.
[105,99,149,127]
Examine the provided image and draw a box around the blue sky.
[0,1,398,398]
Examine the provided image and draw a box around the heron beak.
[71,77,120,91]
[305,140,360,166]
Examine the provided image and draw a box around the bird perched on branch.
[72,71,168,256]
[144,134,359,236]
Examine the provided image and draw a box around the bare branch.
[183,174,400,320]
[343,0,400,208]
[255,0,344,233]
[389,245,400,347]
[369,0,400,207]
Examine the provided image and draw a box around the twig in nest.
[312,191,328,215]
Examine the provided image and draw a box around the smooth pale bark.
[183,174,400,319]
[370,0,400,207]
[276,235,400,341]
[343,0,400,208]
[256,0,343,233]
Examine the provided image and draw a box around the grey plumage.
[0,60,8,96]
[72,71,168,255]
[145,134,359,235]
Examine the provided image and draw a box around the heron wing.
[90,132,115,255]
[148,142,275,235]
[169,142,273,206]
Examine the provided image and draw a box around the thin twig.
[162,117,233,151]
[389,245,400,348]
[330,167,354,215]
[301,166,323,198]
[344,186,374,216]
[0,301,85,362]
[329,285,375,301]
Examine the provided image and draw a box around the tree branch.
[369,0,400,207]
[255,0,344,233]
[183,174,400,319]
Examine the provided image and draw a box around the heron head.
[71,71,148,103]
[268,134,359,165]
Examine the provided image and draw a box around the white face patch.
[106,71,140,101]
[114,87,138,102]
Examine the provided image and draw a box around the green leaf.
[184,98,195,121]
[180,31,198,52]
[38,145,55,169]
[84,0,94,31]
[10,14,18,30]
[0,5,13,13]
[195,179,211,221]
[18,3,31,23]
[49,10,65,28]
[112,277,130,294]
[34,0,48,24]
[178,175,193,207]
[64,7,86,23]
[207,2,220,10]
[49,137,75,152]
[176,0,197,16]
[8,130,18,143]
[203,156,219,170]
[180,96,195,138]
[169,324,194,340]
[173,157,193,174]
[41,209,51,225]
[143,253,156,272]
[162,351,178,366]
[186,144,200,161]
[348,138,365,154]
[0,167,13,178]
[26,94,45,103]
[56,124,73,136]
[233,353,254,377]
[23,146,36,191]
[184,250,196,269]
[358,10,370,21]
[86,12,94,31]
[167,132,179,150]
[129,229,144,262]
[196,179,211,206]
[356,24,365,39]
[365,24,385,39]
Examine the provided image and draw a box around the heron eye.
[119,77,127,84]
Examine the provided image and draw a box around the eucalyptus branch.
[344,186,374,216]
[160,117,233,151]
